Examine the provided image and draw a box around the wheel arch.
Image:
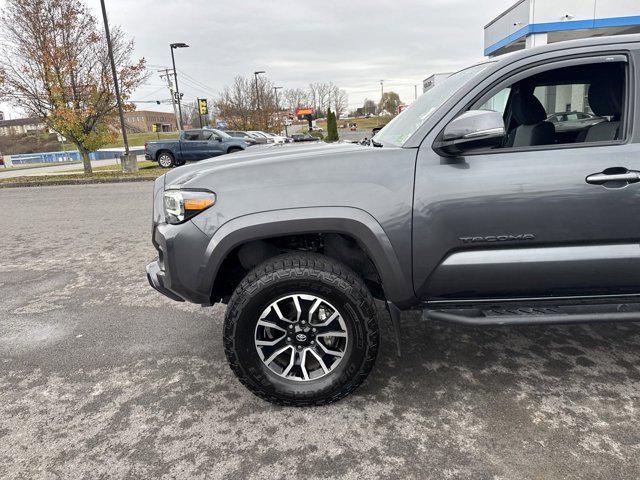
[200,207,413,306]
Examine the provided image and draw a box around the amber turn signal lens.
[184,198,215,210]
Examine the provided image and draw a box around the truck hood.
[163,141,366,188]
[160,139,416,246]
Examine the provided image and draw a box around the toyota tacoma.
[147,35,640,405]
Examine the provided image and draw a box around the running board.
[424,302,640,326]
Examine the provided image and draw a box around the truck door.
[413,53,640,301]
[204,131,226,158]
[180,130,203,161]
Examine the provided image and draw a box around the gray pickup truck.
[147,34,640,406]
[145,129,247,168]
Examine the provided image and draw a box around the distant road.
[0,156,143,179]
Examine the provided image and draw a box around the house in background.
[0,117,45,136]
[124,110,177,133]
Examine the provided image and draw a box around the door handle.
[586,169,640,185]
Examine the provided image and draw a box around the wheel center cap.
[295,333,308,342]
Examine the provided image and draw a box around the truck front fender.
[199,206,414,306]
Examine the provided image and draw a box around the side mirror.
[433,110,505,157]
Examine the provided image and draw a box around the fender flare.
[199,206,413,305]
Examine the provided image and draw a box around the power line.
[176,77,217,98]
[176,70,218,97]
[137,86,168,100]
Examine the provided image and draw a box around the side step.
[424,302,640,326]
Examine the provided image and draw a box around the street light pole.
[170,42,189,130]
[99,0,129,157]
[273,86,282,112]
[274,85,282,135]
[254,70,265,128]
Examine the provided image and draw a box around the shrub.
[326,109,339,142]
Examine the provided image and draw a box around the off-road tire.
[157,151,175,168]
[224,253,379,406]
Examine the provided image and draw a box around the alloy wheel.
[254,294,349,381]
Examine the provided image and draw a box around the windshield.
[373,62,492,147]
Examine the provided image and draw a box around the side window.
[183,131,199,141]
[201,131,213,141]
[470,60,626,150]
[478,87,511,115]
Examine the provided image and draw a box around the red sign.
[296,107,315,116]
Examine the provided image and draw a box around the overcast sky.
[1,0,511,118]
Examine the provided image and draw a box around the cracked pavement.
[1,183,639,479]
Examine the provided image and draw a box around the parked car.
[224,131,259,146]
[260,132,289,144]
[546,110,605,137]
[147,34,637,406]
[246,131,273,143]
[0,152,4,167]
[290,133,319,142]
[145,129,248,168]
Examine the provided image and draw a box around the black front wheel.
[224,253,379,406]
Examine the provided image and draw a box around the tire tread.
[223,252,379,406]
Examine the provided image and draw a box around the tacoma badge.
[459,234,536,244]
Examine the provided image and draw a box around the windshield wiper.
[371,139,383,147]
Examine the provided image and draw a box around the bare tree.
[378,91,402,115]
[0,0,147,173]
[283,88,308,111]
[215,76,251,130]
[310,82,332,118]
[330,85,348,119]
[363,99,377,115]
[184,100,209,128]
[215,74,281,132]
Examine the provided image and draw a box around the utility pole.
[254,71,265,128]
[274,86,282,134]
[273,86,282,112]
[100,0,135,172]
[170,43,189,130]
[380,80,384,98]
[159,69,180,131]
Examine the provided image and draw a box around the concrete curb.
[0,176,158,189]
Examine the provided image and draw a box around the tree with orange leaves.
[0,0,147,173]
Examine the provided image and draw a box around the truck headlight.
[163,189,216,224]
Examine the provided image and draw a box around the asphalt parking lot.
[1,182,640,479]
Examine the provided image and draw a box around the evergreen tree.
[326,108,339,142]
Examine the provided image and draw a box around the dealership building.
[484,0,640,57]
[423,1,640,90]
